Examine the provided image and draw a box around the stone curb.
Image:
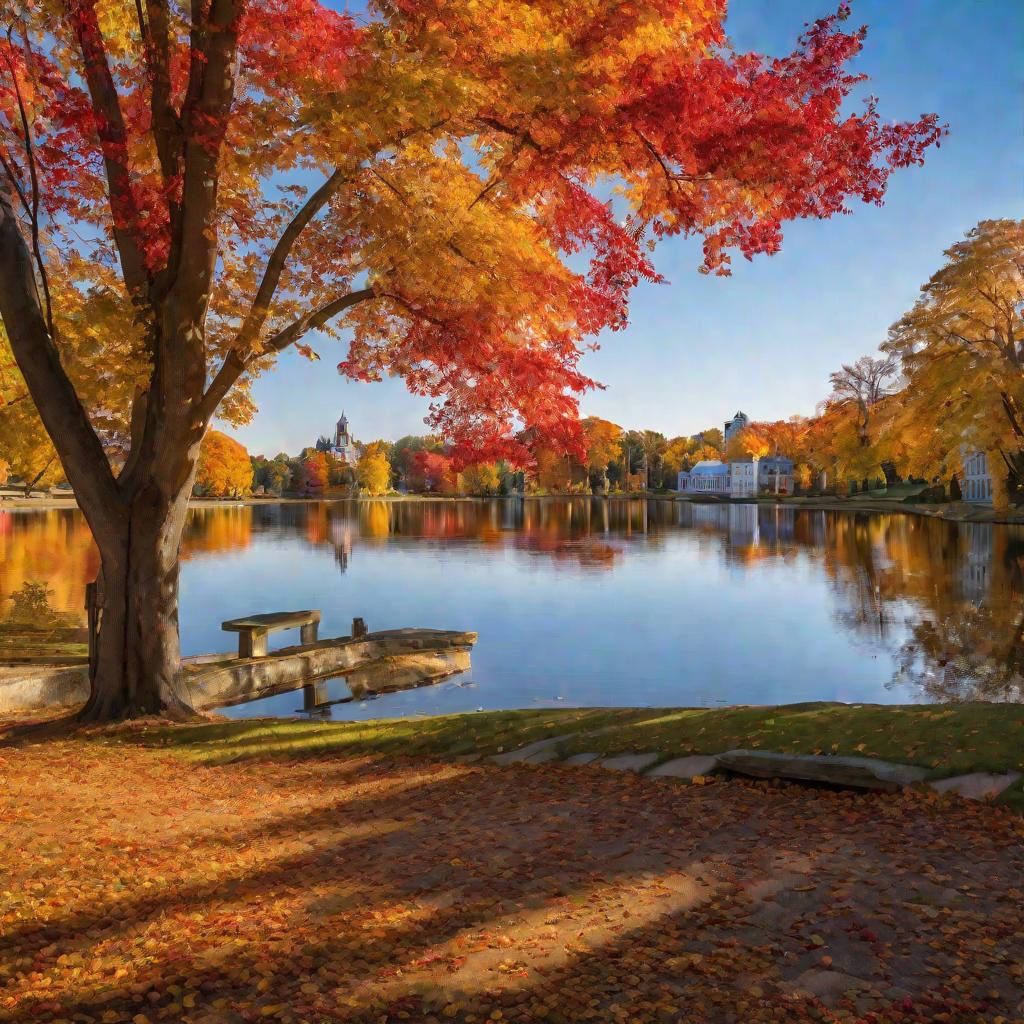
[477,740,1021,803]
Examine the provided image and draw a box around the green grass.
[116,701,1024,804]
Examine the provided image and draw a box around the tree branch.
[168,0,242,318]
[234,168,351,350]
[199,287,376,422]
[0,181,124,540]
[66,0,152,300]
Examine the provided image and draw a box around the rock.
[524,748,561,764]
[787,968,871,1005]
[929,771,1022,801]
[489,735,573,765]
[647,755,720,780]
[598,753,660,773]
[563,752,601,766]
[717,750,929,791]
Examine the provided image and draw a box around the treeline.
[184,220,1024,507]
[195,435,394,499]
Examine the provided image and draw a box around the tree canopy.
[1,0,942,465]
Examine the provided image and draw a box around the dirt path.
[0,739,1021,1023]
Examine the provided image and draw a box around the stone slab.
[717,750,929,791]
[490,734,573,766]
[647,755,720,779]
[563,752,601,766]
[929,771,1022,801]
[598,753,660,773]
[0,664,88,713]
[524,749,562,764]
[786,969,872,1005]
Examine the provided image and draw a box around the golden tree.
[356,445,391,497]
[194,430,253,498]
[883,220,1024,507]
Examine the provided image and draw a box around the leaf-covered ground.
[1,733,1022,1024]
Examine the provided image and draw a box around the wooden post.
[300,620,319,645]
[239,629,268,658]
[352,617,367,638]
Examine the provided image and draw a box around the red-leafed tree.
[0,0,942,719]
[413,450,456,494]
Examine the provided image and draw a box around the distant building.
[328,412,360,464]
[729,456,758,498]
[758,455,794,495]
[961,449,993,504]
[678,455,794,497]
[724,411,749,442]
[683,460,731,493]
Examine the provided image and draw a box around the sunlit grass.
[116,701,1024,806]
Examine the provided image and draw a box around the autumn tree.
[581,416,621,492]
[881,220,1024,507]
[251,454,290,495]
[0,0,941,718]
[661,437,694,480]
[462,462,501,496]
[355,444,391,496]
[194,430,252,498]
[414,450,455,495]
[1,329,62,494]
[828,354,900,449]
[297,450,328,494]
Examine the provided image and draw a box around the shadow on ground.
[0,731,1022,1023]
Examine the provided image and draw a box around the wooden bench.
[221,610,321,659]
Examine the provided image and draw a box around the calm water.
[2,499,1022,718]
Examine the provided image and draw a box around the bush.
[3,581,70,629]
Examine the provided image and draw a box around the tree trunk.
[990,456,1011,514]
[80,482,196,722]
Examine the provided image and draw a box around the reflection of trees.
[0,510,97,623]
[892,527,1024,702]
[7,499,1024,701]
[181,507,253,557]
[812,512,1024,702]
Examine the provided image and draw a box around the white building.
[961,449,993,504]
[724,411,750,442]
[730,457,758,498]
[685,459,731,493]
[678,458,765,498]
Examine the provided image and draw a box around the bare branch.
[200,287,376,422]
[234,168,351,350]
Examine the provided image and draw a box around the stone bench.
[221,610,321,659]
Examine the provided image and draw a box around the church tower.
[335,412,349,449]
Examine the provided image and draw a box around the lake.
[2,498,1022,718]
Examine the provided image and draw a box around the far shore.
[3,489,1022,525]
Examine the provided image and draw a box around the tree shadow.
[3,750,1022,1023]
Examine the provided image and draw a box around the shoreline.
[2,490,1021,525]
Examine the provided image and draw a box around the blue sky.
[231,0,1024,457]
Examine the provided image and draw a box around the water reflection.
[2,499,1022,708]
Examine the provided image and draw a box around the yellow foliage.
[356,448,391,496]
[195,431,253,498]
